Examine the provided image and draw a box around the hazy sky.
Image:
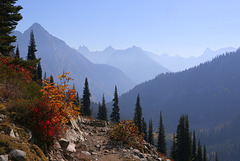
[16,0,240,57]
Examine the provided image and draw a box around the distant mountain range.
[148,47,236,72]
[116,49,240,132]
[79,45,236,76]
[79,45,170,84]
[13,23,135,101]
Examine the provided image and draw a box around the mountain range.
[13,23,135,101]
[79,45,170,84]
[148,47,236,72]
[116,49,240,133]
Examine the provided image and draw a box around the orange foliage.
[110,119,144,150]
[30,72,80,146]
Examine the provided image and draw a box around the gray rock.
[59,138,69,150]
[81,151,91,156]
[132,155,140,160]
[9,149,26,161]
[9,129,19,139]
[66,143,76,153]
[0,114,7,122]
[0,154,8,161]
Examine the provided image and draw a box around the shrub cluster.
[110,119,144,150]
[30,72,80,147]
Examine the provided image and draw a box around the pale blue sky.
[16,0,240,57]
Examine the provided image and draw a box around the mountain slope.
[13,23,135,101]
[118,49,240,132]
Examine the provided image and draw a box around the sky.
[15,0,240,57]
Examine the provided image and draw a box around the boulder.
[0,154,8,161]
[9,149,26,161]
[66,143,76,153]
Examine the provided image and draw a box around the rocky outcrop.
[9,149,26,161]
[48,116,169,161]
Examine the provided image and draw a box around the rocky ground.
[48,116,171,161]
[0,103,170,161]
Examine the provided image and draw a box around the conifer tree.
[110,86,120,123]
[215,153,219,161]
[97,94,108,121]
[142,118,148,141]
[185,115,192,160]
[197,140,203,161]
[0,0,22,56]
[36,62,42,83]
[50,74,54,83]
[157,111,167,155]
[27,30,37,61]
[81,78,91,116]
[176,115,192,161]
[148,119,154,145]
[203,145,207,161]
[192,130,197,161]
[15,44,20,58]
[170,133,177,160]
[133,94,143,133]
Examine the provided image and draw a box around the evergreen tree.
[203,145,207,161]
[215,153,219,161]
[97,102,101,119]
[97,95,108,121]
[81,78,91,116]
[0,0,22,56]
[133,94,143,133]
[148,119,154,145]
[50,74,54,83]
[170,133,177,160]
[36,62,42,83]
[185,115,192,160]
[76,92,80,104]
[192,130,197,161]
[27,30,37,60]
[110,86,120,123]
[15,44,20,58]
[142,118,148,141]
[157,111,167,155]
[27,30,39,81]
[197,140,203,161]
[176,115,192,161]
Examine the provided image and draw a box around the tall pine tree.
[0,0,22,56]
[175,115,192,161]
[192,130,197,161]
[133,94,143,133]
[197,140,203,161]
[36,62,42,84]
[148,119,154,145]
[50,74,54,83]
[157,111,167,155]
[170,133,177,160]
[203,145,207,161]
[81,78,91,116]
[27,30,39,81]
[27,30,37,61]
[142,118,148,141]
[215,153,219,161]
[97,94,108,121]
[110,86,120,123]
[15,44,20,58]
